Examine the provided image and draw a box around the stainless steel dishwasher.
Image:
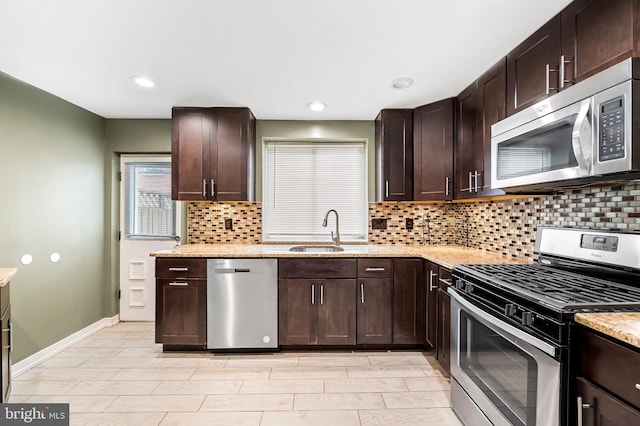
[206,259,278,350]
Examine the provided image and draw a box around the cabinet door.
[477,60,507,198]
[437,288,451,376]
[0,306,10,403]
[506,15,562,115]
[375,109,413,201]
[392,259,425,345]
[455,83,481,199]
[211,108,255,201]
[171,108,210,201]
[357,278,393,345]
[317,279,357,345]
[562,0,635,85]
[278,279,317,345]
[576,377,640,425]
[156,279,206,346]
[413,99,454,201]
[425,262,438,349]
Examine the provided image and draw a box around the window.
[123,161,176,239]
[263,140,368,242]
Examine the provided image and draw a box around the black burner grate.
[455,264,640,310]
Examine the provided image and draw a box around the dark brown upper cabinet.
[561,0,637,85]
[506,0,639,116]
[413,99,454,201]
[455,83,481,199]
[506,15,562,115]
[375,109,413,201]
[171,107,255,201]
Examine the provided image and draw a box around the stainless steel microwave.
[491,58,640,191]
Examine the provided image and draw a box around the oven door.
[449,288,560,426]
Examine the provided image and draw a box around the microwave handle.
[571,99,592,174]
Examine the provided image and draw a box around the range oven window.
[460,311,537,426]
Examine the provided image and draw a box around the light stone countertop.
[0,268,17,287]
[575,312,640,350]
[151,243,529,270]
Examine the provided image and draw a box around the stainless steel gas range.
[449,227,640,426]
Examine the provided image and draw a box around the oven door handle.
[448,288,557,358]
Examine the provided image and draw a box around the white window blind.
[263,141,367,242]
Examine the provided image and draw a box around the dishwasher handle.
[214,268,252,274]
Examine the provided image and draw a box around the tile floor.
[11,322,462,425]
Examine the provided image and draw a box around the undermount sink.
[289,245,345,253]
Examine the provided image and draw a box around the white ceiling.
[0,0,573,120]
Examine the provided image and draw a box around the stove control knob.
[505,304,516,317]
[522,312,534,326]
[455,279,465,290]
[464,283,474,294]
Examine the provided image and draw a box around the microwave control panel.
[599,96,625,161]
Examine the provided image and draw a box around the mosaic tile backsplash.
[187,180,640,260]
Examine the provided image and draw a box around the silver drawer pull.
[577,396,592,426]
[169,282,189,286]
[168,267,189,272]
[365,267,385,272]
[636,384,640,391]
[438,278,451,285]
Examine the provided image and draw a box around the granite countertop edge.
[575,312,640,350]
[0,268,17,287]
[150,243,529,270]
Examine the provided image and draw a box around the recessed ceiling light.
[130,75,156,88]
[391,77,414,90]
[307,102,326,112]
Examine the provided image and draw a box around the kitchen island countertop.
[0,268,17,287]
[151,243,528,270]
[575,312,640,350]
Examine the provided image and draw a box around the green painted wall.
[0,73,106,362]
[103,119,172,316]
[256,121,376,202]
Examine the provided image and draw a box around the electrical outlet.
[406,218,414,230]
[224,218,233,230]
[371,218,387,230]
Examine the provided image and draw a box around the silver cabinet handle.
[636,384,640,390]
[560,54,572,89]
[169,282,189,286]
[202,179,207,197]
[577,396,592,426]
[211,179,216,199]
[385,180,389,198]
[320,284,324,305]
[468,171,472,192]
[360,283,365,304]
[2,321,11,352]
[474,171,480,193]
[439,278,451,286]
[429,271,438,291]
[311,284,315,305]
[546,63,559,95]
[168,267,189,272]
[365,267,385,272]
[445,176,449,196]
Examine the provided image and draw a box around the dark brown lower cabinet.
[156,279,207,346]
[356,278,393,344]
[425,262,438,349]
[279,279,356,346]
[392,259,425,345]
[576,377,640,425]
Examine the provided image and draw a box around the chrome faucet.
[322,209,340,246]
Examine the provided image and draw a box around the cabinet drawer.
[576,377,640,424]
[0,285,8,319]
[580,328,640,409]
[279,258,356,279]
[156,258,207,279]
[357,259,392,278]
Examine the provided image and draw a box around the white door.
[119,155,182,321]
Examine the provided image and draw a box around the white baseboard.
[12,314,121,378]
